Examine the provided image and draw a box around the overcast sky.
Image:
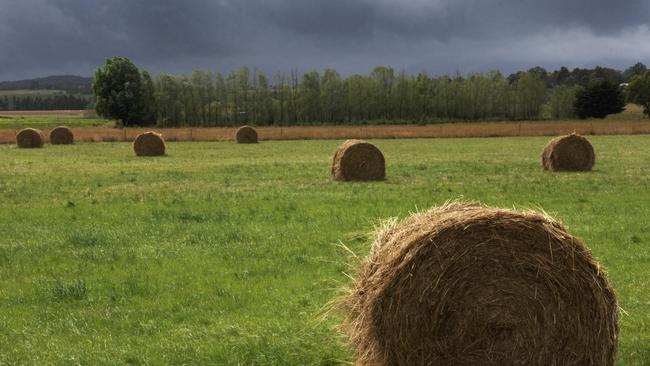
[1,0,649,81]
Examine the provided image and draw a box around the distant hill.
[0,75,92,94]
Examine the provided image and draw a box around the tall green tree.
[514,72,547,119]
[370,66,395,120]
[155,75,182,127]
[321,69,344,123]
[574,80,625,119]
[254,69,274,125]
[545,85,578,119]
[298,70,321,122]
[140,71,156,125]
[624,62,648,82]
[627,71,650,118]
[92,57,154,126]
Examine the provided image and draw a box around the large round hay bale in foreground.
[133,131,166,156]
[331,139,385,181]
[339,202,618,366]
[49,126,74,145]
[542,133,595,171]
[235,125,258,143]
[16,128,44,148]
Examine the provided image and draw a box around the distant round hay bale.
[49,126,74,145]
[133,131,166,156]
[16,128,44,148]
[339,202,619,366]
[331,139,385,181]
[542,133,595,171]
[236,125,258,143]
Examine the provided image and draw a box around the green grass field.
[0,137,649,365]
[0,116,111,129]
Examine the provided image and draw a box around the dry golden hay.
[133,131,166,156]
[16,128,44,148]
[49,126,74,145]
[339,202,619,366]
[236,125,258,143]
[331,139,385,181]
[542,133,595,171]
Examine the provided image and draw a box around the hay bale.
[236,125,258,143]
[16,128,44,148]
[49,126,74,145]
[542,133,595,171]
[331,139,385,181]
[339,202,619,366]
[133,131,166,156]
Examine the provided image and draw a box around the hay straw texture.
[331,140,385,181]
[133,131,166,156]
[16,128,44,148]
[49,126,74,145]
[542,133,595,171]
[236,125,258,143]
[339,202,618,366]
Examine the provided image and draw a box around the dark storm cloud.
[255,0,376,39]
[0,0,649,80]
[0,1,243,72]
[253,0,650,40]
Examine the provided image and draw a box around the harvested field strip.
[1,120,650,144]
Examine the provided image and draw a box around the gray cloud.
[0,0,649,81]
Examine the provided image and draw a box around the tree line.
[0,94,90,111]
[513,63,647,89]
[153,68,554,126]
[93,57,648,127]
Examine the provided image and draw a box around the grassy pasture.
[0,137,649,365]
[0,110,106,129]
[0,116,111,129]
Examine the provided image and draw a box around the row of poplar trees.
[153,68,560,127]
[94,57,580,127]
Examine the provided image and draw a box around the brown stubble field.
[1,119,650,144]
[0,104,647,143]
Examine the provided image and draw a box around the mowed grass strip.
[0,116,111,129]
[0,137,649,365]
